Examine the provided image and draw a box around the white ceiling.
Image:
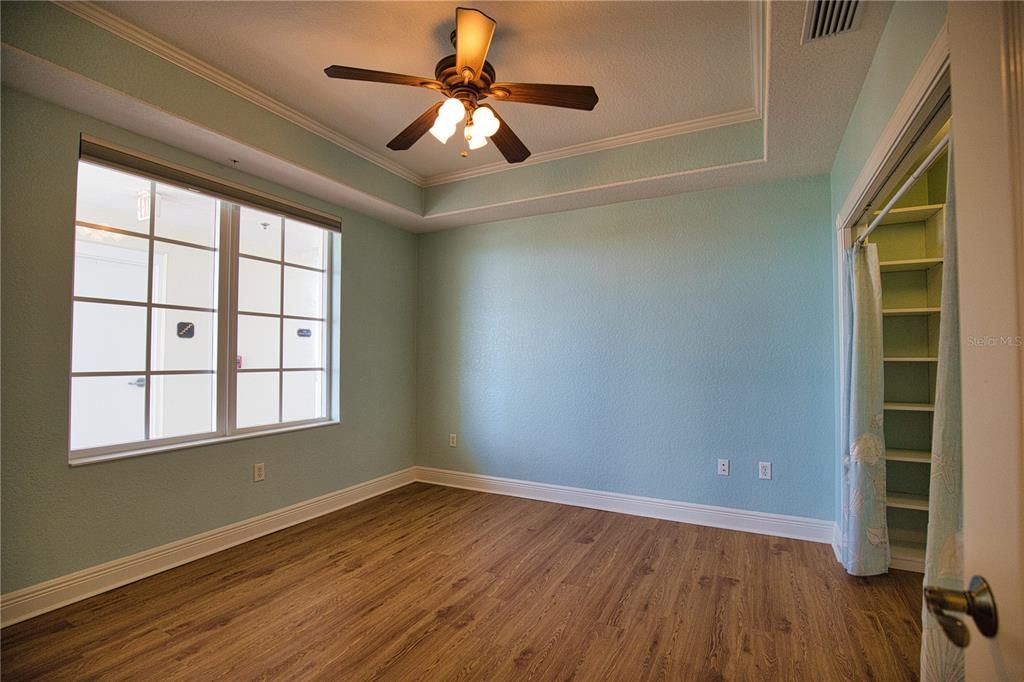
[3,1,895,231]
[94,1,757,181]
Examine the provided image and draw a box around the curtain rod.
[855,132,950,247]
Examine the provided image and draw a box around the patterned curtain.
[839,241,890,575]
[921,151,964,681]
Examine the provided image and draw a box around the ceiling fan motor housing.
[434,54,498,111]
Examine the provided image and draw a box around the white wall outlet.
[758,461,772,480]
[253,463,265,482]
[717,459,730,476]
[448,433,457,447]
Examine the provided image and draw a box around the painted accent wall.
[0,88,418,593]
[417,175,835,520]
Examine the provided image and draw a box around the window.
[69,158,339,463]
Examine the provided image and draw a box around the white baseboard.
[0,467,416,628]
[3,464,843,628]
[414,466,837,545]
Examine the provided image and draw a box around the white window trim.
[68,154,341,465]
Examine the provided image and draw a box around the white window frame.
[69,149,341,466]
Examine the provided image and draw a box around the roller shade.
[79,136,342,233]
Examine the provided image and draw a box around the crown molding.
[55,1,767,192]
[53,1,425,187]
[750,0,765,117]
[835,21,950,231]
[422,107,761,187]
[425,2,766,187]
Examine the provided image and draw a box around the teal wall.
[829,0,946,523]
[830,1,948,218]
[417,176,836,519]
[0,89,419,593]
[7,0,944,595]
[424,119,764,217]
[1,1,422,214]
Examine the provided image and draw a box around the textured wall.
[0,89,418,592]
[830,0,948,218]
[1,2,421,213]
[829,0,946,525]
[417,175,835,520]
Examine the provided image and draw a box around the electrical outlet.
[758,461,772,480]
[717,459,730,476]
[253,463,265,482]
[448,433,457,447]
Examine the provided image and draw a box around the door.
[948,2,1023,678]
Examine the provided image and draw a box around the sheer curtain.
[839,240,890,575]
[921,152,964,681]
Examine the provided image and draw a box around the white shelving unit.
[860,144,948,573]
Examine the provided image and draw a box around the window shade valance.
[79,136,343,233]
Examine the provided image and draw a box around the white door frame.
[949,2,1024,678]
[832,22,950,572]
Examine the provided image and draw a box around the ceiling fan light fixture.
[429,118,457,143]
[438,97,467,125]
[471,106,500,137]
[465,123,488,150]
[325,7,597,164]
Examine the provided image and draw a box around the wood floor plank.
[1,483,924,680]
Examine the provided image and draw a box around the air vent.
[802,0,862,43]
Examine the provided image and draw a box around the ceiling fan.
[324,7,599,164]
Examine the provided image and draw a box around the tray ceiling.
[93,1,759,182]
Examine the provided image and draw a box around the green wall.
[0,89,418,593]
[830,0,948,218]
[829,0,946,524]
[2,0,941,595]
[417,175,836,520]
[1,1,422,214]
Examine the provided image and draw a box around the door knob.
[923,575,998,648]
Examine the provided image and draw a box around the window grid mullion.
[216,200,234,439]
[278,220,286,424]
[227,204,242,435]
[323,233,332,420]
[237,251,325,274]
[76,220,218,253]
[143,181,156,441]
[70,161,338,461]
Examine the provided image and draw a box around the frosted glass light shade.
[438,98,466,125]
[472,106,500,137]
[429,118,457,143]
[465,124,488,150]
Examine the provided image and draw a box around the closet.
[860,134,949,572]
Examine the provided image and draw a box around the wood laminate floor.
[2,483,923,681]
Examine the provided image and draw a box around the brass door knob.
[923,575,998,648]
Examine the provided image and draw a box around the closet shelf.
[887,493,929,511]
[886,449,931,464]
[884,357,939,363]
[884,402,935,412]
[873,203,945,226]
[883,307,941,317]
[890,540,927,570]
[879,257,944,273]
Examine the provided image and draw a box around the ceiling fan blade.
[386,101,445,151]
[483,106,531,164]
[487,83,599,111]
[455,7,496,82]
[324,65,441,90]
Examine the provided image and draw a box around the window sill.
[68,419,340,467]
